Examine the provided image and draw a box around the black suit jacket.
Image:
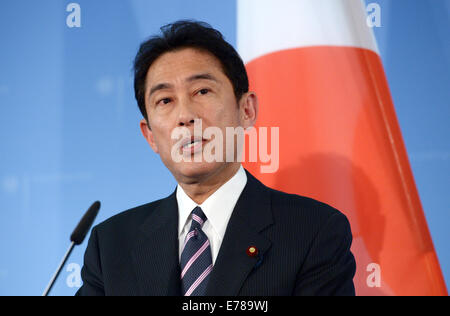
[76,170,356,296]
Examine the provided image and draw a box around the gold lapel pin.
[246,246,258,257]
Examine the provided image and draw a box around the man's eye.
[198,88,209,95]
[157,98,171,105]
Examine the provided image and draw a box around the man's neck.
[178,163,241,205]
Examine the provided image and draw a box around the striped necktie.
[180,206,213,296]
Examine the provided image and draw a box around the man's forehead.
[146,47,225,84]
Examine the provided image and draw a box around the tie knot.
[191,206,207,229]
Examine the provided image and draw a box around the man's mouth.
[180,136,207,154]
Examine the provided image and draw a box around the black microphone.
[42,201,101,296]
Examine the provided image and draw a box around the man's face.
[140,47,256,184]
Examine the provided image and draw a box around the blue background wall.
[0,0,448,295]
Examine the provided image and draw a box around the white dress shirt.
[176,165,247,265]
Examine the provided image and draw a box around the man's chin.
[170,161,229,184]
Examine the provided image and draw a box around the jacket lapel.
[206,170,273,296]
[131,190,181,296]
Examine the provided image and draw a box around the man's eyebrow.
[186,73,219,83]
[149,82,173,98]
[148,73,219,99]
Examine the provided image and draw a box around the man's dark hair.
[133,20,249,121]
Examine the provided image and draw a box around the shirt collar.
[176,165,247,239]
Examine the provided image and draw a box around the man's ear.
[140,119,159,153]
[239,91,258,129]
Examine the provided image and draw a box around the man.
[76,20,356,296]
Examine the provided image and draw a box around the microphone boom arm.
[42,241,75,296]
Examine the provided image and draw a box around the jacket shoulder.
[267,186,348,226]
[93,198,165,236]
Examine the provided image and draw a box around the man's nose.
[177,99,197,127]
[179,118,195,126]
